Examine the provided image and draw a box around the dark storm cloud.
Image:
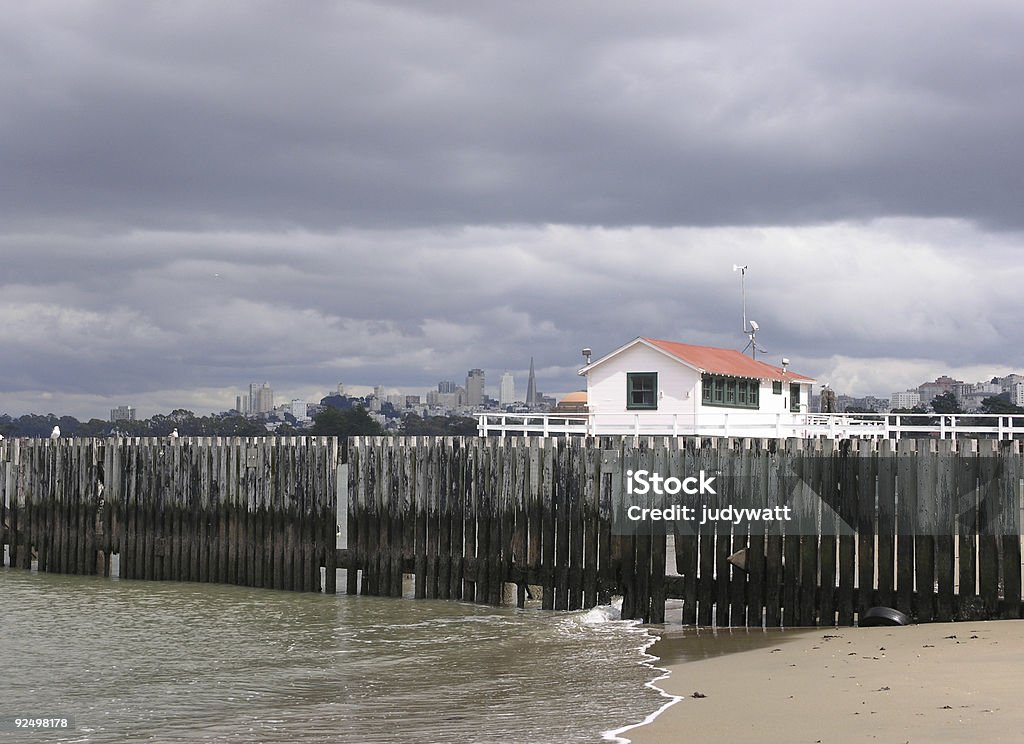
[2,1,1023,231]
[2,223,1023,418]
[2,3,1024,417]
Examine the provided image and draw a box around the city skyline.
[1,4,1023,419]
[77,360,1024,423]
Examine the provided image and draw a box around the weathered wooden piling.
[0,437,338,593]
[3,434,1023,628]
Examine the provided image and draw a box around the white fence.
[476,411,1024,441]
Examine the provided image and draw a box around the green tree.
[930,392,963,415]
[311,405,384,438]
[401,414,479,436]
[78,418,114,437]
[891,406,928,415]
[980,396,1024,415]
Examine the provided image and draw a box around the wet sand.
[624,620,1024,743]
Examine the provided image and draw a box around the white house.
[478,337,1024,440]
[577,337,815,437]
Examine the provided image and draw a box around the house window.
[790,383,801,412]
[627,373,658,410]
[702,374,760,409]
[773,380,783,394]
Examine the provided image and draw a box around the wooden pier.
[0,437,338,592]
[2,435,1023,627]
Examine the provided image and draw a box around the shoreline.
[620,619,1024,744]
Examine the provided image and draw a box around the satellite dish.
[741,319,768,360]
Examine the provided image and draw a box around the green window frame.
[772,380,783,395]
[701,374,760,410]
[627,372,658,410]
[790,383,801,412]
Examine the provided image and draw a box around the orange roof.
[642,338,814,382]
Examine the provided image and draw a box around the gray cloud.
[1,222,1023,418]
[2,2,1023,231]
[1,3,1023,417]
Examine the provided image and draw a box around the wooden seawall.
[0,437,338,592]
[3,435,1023,627]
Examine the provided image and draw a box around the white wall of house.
[750,379,813,416]
[586,343,701,421]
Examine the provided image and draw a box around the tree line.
[0,407,477,440]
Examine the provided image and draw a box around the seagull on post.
[51,425,61,439]
[170,428,180,439]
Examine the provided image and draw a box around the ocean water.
[0,568,670,743]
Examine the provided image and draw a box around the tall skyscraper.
[249,382,274,414]
[438,380,457,393]
[466,369,485,407]
[499,372,515,407]
[526,357,537,408]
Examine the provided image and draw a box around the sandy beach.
[623,620,1024,744]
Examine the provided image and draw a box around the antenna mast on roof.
[733,264,767,360]
[733,264,748,334]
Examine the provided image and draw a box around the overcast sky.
[2,1,1023,418]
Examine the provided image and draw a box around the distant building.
[234,395,250,415]
[499,372,515,407]
[466,369,485,407]
[953,382,973,401]
[249,382,274,414]
[110,405,136,423]
[526,357,538,408]
[438,380,457,394]
[290,399,309,422]
[956,381,1002,412]
[337,382,345,396]
[1014,382,1024,407]
[431,390,465,409]
[917,376,961,405]
[998,374,1024,394]
[891,390,922,410]
[554,391,588,412]
[973,381,1001,396]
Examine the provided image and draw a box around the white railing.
[476,411,1024,441]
